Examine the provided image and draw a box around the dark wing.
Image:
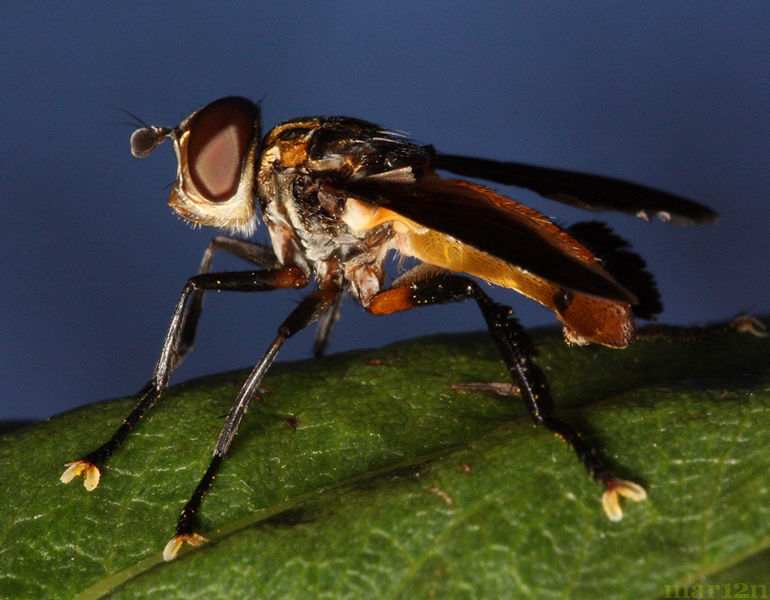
[329,175,638,304]
[430,151,718,225]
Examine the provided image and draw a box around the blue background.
[2,3,768,420]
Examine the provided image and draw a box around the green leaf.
[1,321,769,600]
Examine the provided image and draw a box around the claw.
[60,460,101,491]
[163,532,209,561]
[601,477,647,521]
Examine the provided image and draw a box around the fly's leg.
[313,293,344,357]
[174,237,280,369]
[184,236,342,359]
[366,272,647,521]
[60,265,308,492]
[164,287,340,560]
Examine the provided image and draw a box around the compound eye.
[187,97,258,203]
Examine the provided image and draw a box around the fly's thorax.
[258,158,390,277]
[258,120,389,271]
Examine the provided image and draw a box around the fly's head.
[130,96,262,235]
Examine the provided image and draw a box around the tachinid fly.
[61,96,718,560]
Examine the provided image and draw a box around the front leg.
[174,237,280,369]
[60,266,308,491]
[366,272,647,521]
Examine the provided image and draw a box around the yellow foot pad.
[601,477,647,521]
[60,461,101,491]
[163,532,209,561]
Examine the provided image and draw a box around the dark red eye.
[187,97,258,202]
